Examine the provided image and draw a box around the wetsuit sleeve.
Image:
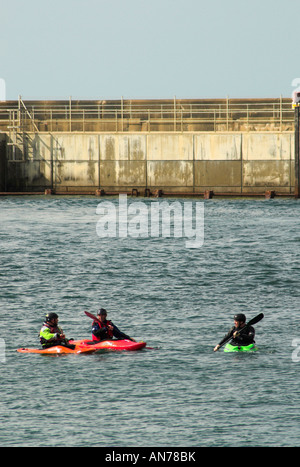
[92,322,107,339]
[112,323,132,341]
[218,327,235,347]
[234,326,255,344]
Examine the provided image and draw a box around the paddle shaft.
[216,313,264,350]
[84,310,101,325]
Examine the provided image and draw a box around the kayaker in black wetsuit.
[213,313,255,351]
[91,308,136,342]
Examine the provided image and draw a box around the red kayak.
[17,339,147,355]
[73,339,147,352]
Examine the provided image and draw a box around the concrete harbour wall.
[5,131,294,194]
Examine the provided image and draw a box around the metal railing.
[0,96,294,133]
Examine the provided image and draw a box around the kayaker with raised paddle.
[91,308,136,342]
[214,313,256,352]
[39,313,75,349]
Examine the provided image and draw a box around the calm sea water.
[1,195,300,447]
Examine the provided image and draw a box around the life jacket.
[231,325,255,345]
[39,322,62,347]
[92,319,114,341]
[43,322,61,334]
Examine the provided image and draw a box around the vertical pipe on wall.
[50,135,53,190]
[240,133,243,194]
[174,96,176,132]
[69,96,72,132]
[295,106,299,198]
[280,95,282,133]
[145,134,148,194]
[121,96,124,132]
[98,134,101,189]
[192,133,195,194]
[226,96,229,131]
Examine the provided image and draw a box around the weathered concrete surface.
[100,135,146,161]
[4,131,295,194]
[243,161,292,187]
[148,161,193,188]
[148,134,194,160]
[100,161,146,188]
[194,134,242,160]
[195,161,242,188]
[51,134,98,188]
[242,133,292,160]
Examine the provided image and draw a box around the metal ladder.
[7,96,39,160]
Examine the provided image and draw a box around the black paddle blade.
[247,313,264,327]
[235,313,264,338]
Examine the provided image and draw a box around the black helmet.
[234,313,246,323]
[97,308,107,316]
[45,312,58,322]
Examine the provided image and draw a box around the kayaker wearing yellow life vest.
[39,313,75,349]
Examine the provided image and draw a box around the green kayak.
[224,343,258,352]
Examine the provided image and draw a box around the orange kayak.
[17,339,147,354]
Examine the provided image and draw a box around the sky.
[1,0,299,100]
